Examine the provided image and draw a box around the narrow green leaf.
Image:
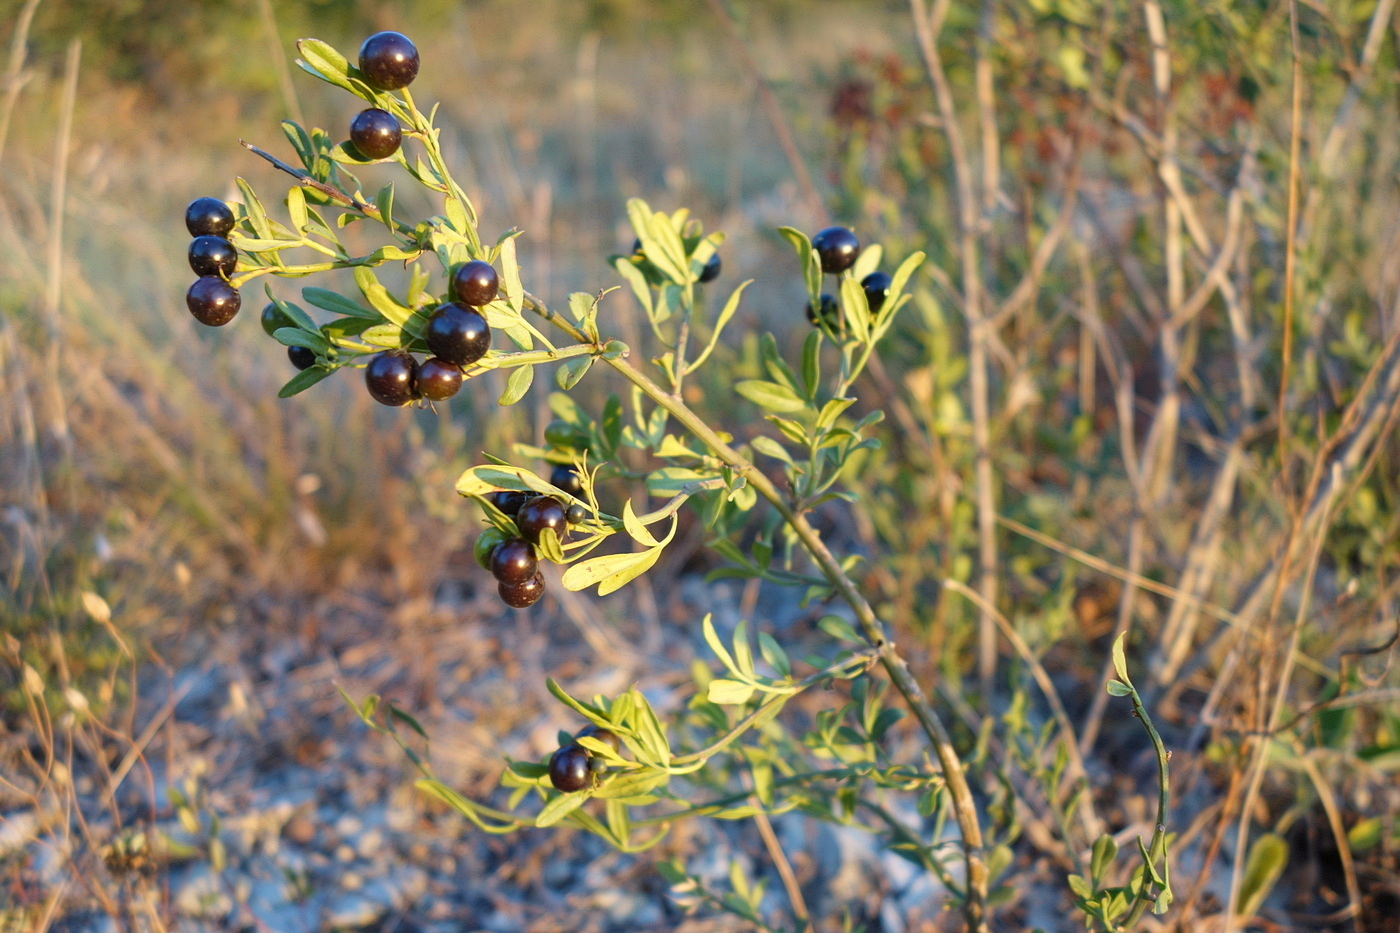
[1111,633,1132,686]
[499,364,534,406]
[272,327,330,352]
[702,614,737,673]
[536,791,589,828]
[1236,833,1287,918]
[801,329,821,400]
[560,548,657,593]
[295,38,356,94]
[732,620,754,677]
[555,355,593,390]
[598,546,662,596]
[375,183,395,234]
[302,286,378,319]
[622,500,662,548]
[286,185,308,233]
[735,380,807,413]
[840,273,871,340]
[819,615,863,644]
[692,279,750,370]
[277,367,332,398]
[757,632,790,677]
[749,435,793,464]
[1091,834,1118,887]
[1106,680,1133,696]
[707,679,756,705]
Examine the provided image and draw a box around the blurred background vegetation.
[2,0,1399,930]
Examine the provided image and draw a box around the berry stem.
[523,291,989,922]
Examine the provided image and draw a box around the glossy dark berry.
[364,350,419,407]
[188,235,238,278]
[805,293,841,330]
[473,527,507,570]
[566,503,587,525]
[416,357,463,400]
[358,31,419,90]
[185,197,235,237]
[452,260,499,306]
[490,538,538,585]
[698,252,721,283]
[261,301,295,337]
[811,226,860,274]
[488,490,530,518]
[349,108,402,160]
[424,302,491,366]
[577,724,622,755]
[186,277,241,326]
[548,743,591,792]
[550,464,583,497]
[288,346,316,370]
[860,271,893,313]
[516,496,567,545]
[499,571,545,609]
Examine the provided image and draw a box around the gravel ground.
[3,559,982,932]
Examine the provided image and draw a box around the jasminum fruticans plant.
[179,29,1172,933]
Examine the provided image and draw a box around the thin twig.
[240,139,375,214]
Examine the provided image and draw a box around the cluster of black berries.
[348,32,418,161]
[184,198,241,326]
[365,260,496,407]
[548,724,622,792]
[803,225,892,331]
[477,468,588,610]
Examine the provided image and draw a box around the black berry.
[364,350,419,407]
[452,260,499,306]
[576,724,622,755]
[490,538,538,585]
[261,302,295,336]
[488,490,530,518]
[698,252,721,283]
[416,357,463,400]
[860,271,893,313]
[186,277,241,326]
[349,108,402,160]
[499,571,545,609]
[185,197,234,237]
[811,226,860,274]
[288,346,316,370]
[548,744,591,792]
[516,496,567,545]
[358,31,419,90]
[424,302,491,366]
[550,464,583,497]
[473,527,507,570]
[566,503,587,525]
[805,293,840,331]
[188,235,238,278]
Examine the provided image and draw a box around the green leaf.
[277,367,332,398]
[499,364,534,406]
[286,185,308,232]
[295,38,356,94]
[818,615,863,644]
[1091,834,1118,887]
[732,620,754,677]
[303,286,378,319]
[622,500,663,548]
[353,266,412,326]
[1236,833,1287,918]
[757,632,790,677]
[702,614,737,673]
[1106,680,1133,697]
[851,242,883,282]
[556,355,594,390]
[692,280,750,370]
[800,330,821,399]
[375,183,395,234]
[1111,633,1132,687]
[736,380,807,413]
[272,326,329,352]
[613,256,654,319]
[839,274,871,340]
[750,436,793,464]
[561,548,660,595]
[387,704,428,739]
[235,177,272,240]
[708,679,756,705]
[536,791,589,828]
